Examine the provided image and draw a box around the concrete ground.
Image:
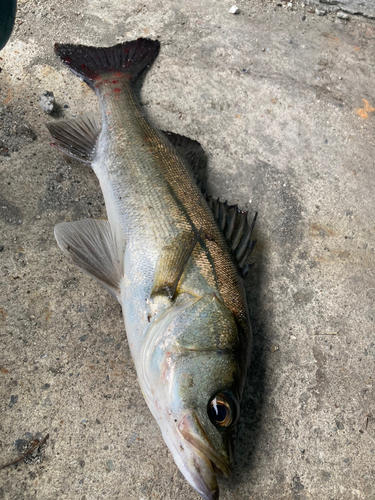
[305,0,375,19]
[0,1,374,499]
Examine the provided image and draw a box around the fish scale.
[94,78,183,242]
[96,78,206,238]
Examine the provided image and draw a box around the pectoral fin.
[151,229,202,299]
[54,219,124,302]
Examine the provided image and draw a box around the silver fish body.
[48,39,255,500]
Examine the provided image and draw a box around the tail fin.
[54,38,160,88]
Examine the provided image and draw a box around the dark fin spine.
[218,201,227,232]
[230,210,246,250]
[225,205,237,241]
[54,38,160,88]
[235,212,257,261]
[238,239,257,269]
[242,262,255,278]
[248,212,258,236]
[235,225,252,261]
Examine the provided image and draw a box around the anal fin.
[151,229,202,299]
[54,219,124,301]
[46,112,101,164]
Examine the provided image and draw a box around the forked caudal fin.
[54,38,160,88]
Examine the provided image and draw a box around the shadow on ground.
[232,240,269,494]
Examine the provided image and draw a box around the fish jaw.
[161,410,232,500]
[178,410,231,478]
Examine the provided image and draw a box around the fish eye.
[207,392,238,428]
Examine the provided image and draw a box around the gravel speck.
[9,395,18,407]
[126,432,138,447]
[106,459,114,471]
[39,91,57,115]
[337,11,349,19]
[229,5,239,14]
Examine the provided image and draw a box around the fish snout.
[177,410,231,500]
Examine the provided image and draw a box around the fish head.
[143,292,249,500]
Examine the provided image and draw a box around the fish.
[47,38,256,500]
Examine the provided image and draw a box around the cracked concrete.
[0,1,374,499]
[305,0,375,19]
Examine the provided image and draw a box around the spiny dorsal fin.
[46,113,101,164]
[54,219,125,302]
[206,195,257,277]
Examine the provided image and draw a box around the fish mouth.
[177,410,231,500]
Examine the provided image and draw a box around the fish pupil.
[212,402,227,423]
[208,393,236,427]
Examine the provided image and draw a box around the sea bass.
[47,39,256,500]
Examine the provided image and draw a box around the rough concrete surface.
[0,1,374,499]
[305,0,375,19]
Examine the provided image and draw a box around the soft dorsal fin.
[54,219,124,301]
[206,196,257,277]
[162,131,207,186]
[46,113,101,164]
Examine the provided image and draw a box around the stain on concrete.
[293,290,314,306]
[310,222,336,238]
[0,106,36,155]
[310,347,328,408]
[8,395,18,408]
[0,194,22,225]
[291,474,305,499]
[356,99,375,119]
